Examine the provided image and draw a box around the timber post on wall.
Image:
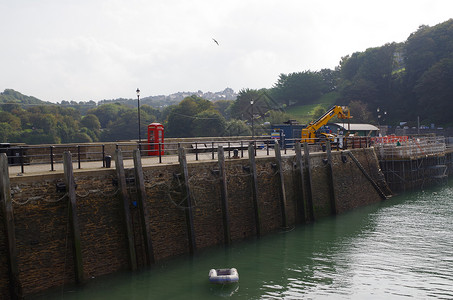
[114,149,137,271]
[303,142,315,221]
[178,147,197,254]
[248,142,261,237]
[0,153,22,299]
[217,146,231,245]
[326,141,337,215]
[294,142,307,222]
[62,152,85,284]
[274,143,288,228]
[133,149,155,266]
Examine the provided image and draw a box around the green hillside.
[0,89,46,104]
[284,92,339,124]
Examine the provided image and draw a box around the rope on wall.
[10,161,288,207]
[11,193,68,205]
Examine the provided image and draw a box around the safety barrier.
[371,136,409,144]
[375,136,446,159]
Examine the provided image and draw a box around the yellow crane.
[301,105,352,143]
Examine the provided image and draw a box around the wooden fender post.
[178,147,196,254]
[217,146,231,245]
[63,152,85,283]
[303,143,315,221]
[294,142,307,222]
[274,143,288,228]
[0,153,22,299]
[114,149,137,270]
[248,142,261,237]
[133,149,155,266]
[326,141,337,215]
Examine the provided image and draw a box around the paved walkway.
[8,148,290,178]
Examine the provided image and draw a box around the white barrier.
[375,136,446,159]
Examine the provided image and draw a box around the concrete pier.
[0,146,397,299]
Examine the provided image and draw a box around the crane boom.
[301,105,351,143]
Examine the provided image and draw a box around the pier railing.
[3,136,375,174]
[4,138,278,173]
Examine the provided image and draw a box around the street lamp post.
[377,107,381,127]
[377,107,387,137]
[250,99,254,139]
[136,88,141,145]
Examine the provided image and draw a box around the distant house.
[328,123,379,137]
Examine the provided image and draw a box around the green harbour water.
[34,181,453,299]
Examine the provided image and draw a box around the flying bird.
[212,38,219,46]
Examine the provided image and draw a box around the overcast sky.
[1,0,452,103]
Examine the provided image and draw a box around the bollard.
[105,155,112,168]
[232,149,239,159]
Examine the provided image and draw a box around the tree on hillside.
[88,103,128,128]
[310,105,327,122]
[81,114,101,131]
[1,103,22,113]
[100,110,140,141]
[319,68,339,92]
[0,89,45,104]
[0,111,21,130]
[340,78,379,106]
[80,114,101,142]
[223,119,251,136]
[229,89,260,120]
[29,113,57,132]
[404,22,453,88]
[56,116,79,143]
[414,56,453,125]
[347,100,374,123]
[0,123,13,142]
[339,43,397,111]
[272,71,327,106]
[165,95,216,137]
[265,110,293,124]
[229,89,277,121]
[403,20,453,121]
[140,105,161,123]
[213,100,233,120]
[192,110,227,137]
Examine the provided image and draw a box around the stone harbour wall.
[0,147,389,299]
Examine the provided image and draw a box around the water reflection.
[35,182,453,299]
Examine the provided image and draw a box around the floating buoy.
[208,268,239,284]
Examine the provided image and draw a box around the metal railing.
[3,138,277,173]
[3,136,374,174]
[374,136,447,160]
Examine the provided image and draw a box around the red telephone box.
[147,123,164,156]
